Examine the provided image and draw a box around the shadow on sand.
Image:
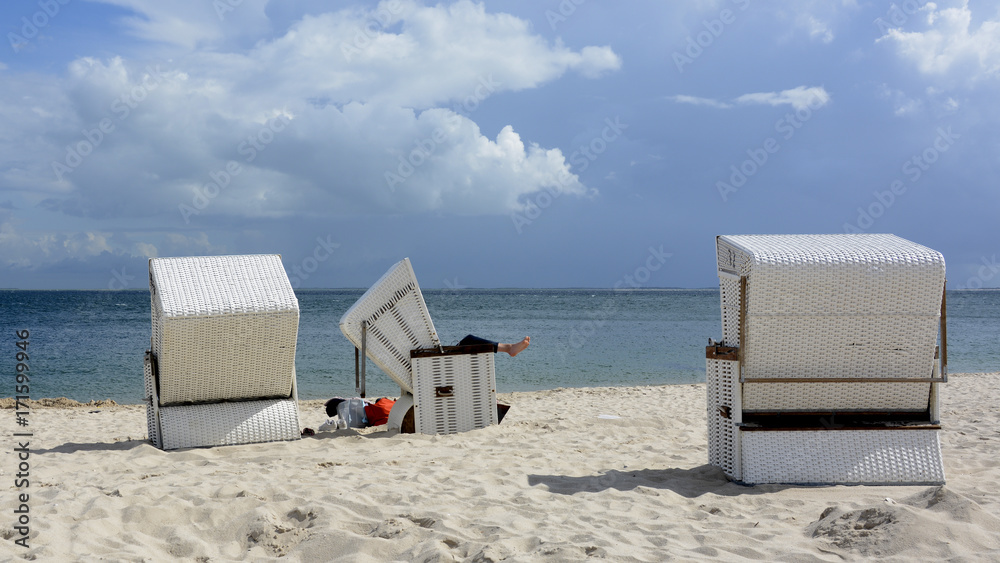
[35,439,152,454]
[528,465,791,498]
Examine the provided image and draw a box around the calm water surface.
[1,289,996,403]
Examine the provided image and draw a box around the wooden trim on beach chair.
[706,345,738,361]
[738,410,939,432]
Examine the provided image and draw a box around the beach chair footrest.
[738,428,945,485]
[155,398,300,450]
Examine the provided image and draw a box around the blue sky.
[1,0,998,289]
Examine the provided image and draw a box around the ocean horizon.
[3,288,998,404]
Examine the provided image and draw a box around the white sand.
[3,374,1000,561]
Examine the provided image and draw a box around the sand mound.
[808,503,918,557]
[808,486,1000,559]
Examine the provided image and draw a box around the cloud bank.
[3,0,620,222]
[0,1,622,270]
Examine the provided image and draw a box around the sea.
[2,289,998,404]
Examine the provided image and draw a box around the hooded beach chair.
[339,258,498,435]
[144,254,301,450]
[706,234,947,485]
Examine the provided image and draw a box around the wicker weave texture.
[339,258,440,393]
[150,254,299,316]
[744,315,939,380]
[716,234,945,412]
[740,429,945,485]
[706,358,739,478]
[412,353,497,435]
[158,399,301,450]
[719,276,742,348]
[149,255,299,405]
[744,382,931,412]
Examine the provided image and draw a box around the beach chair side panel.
[706,356,741,481]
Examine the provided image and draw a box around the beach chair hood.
[339,258,441,393]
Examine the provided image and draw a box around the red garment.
[364,398,395,427]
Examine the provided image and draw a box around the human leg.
[458,335,530,357]
[497,337,530,357]
[458,334,498,352]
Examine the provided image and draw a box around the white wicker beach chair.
[144,254,302,450]
[339,258,498,435]
[706,234,947,485]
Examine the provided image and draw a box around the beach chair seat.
[707,234,947,485]
[339,258,498,435]
[144,254,301,450]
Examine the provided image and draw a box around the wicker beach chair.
[144,254,302,450]
[706,234,947,485]
[339,258,498,435]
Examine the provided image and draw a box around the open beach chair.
[339,258,498,435]
[144,254,302,450]
[706,234,947,485]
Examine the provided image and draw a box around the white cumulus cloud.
[0,1,621,269]
[879,0,1000,79]
[1,1,618,226]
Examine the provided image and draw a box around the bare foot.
[500,336,530,357]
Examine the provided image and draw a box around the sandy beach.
[2,373,1000,561]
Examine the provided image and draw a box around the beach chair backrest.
[339,258,441,393]
[716,234,945,412]
[149,254,300,405]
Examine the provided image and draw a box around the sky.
[1,0,999,290]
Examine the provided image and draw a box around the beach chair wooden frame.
[706,234,947,485]
[339,258,498,435]
[144,254,302,450]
